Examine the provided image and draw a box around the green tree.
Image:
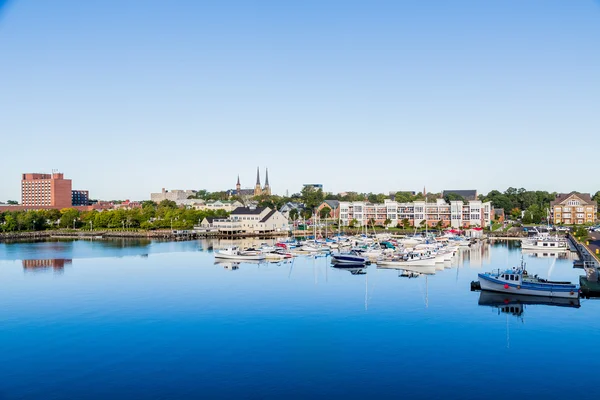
[300,186,324,209]
[402,218,411,229]
[301,208,313,221]
[384,218,391,227]
[289,208,299,221]
[349,218,358,228]
[7,200,18,205]
[59,209,81,229]
[319,207,332,220]
[522,211,533,224]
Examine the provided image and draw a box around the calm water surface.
[0,238,598,400]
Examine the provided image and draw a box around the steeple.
[236,175,241,194]
[237,175,240,186]
[263,168,271,195]
[254,166,262,196]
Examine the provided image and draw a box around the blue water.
[0,239,598,400]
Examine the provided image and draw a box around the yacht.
[521,235,567,251]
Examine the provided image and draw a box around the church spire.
[265,168,269,187]
[237,174,240,186]
[254,167,262,196]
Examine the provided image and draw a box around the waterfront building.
[338,198,492,228]
[317,200,340,219]
[21,172,72,208]
[279,202,305,219]
[208,206,289,234]
[550,192,597,225]
[192,200,244,212]
[71,190,90,206]
[150,188,197,203]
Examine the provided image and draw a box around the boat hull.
[214,252,266,261]
[332,255,367,264]
[478,274,579,299]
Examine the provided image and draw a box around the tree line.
[0,200,228,232]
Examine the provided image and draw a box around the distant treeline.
[0,200,228,232]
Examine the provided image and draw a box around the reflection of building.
[22,259,72,272]
[21,172,72,208]
[551,192,597,225]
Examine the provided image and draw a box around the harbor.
[0,236,595,399]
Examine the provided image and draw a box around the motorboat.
[331,250,368,264]
[478,260,579,299]
[378,251,436,267]
[520,236,568,251]
[214,246,266,261]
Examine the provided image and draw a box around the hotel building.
[551,192,597,225]
[337,199,492,228]
[21,173,72,208]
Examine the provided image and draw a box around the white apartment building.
[338,199,492,228]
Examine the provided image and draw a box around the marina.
[0,235,598,399]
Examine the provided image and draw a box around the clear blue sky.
[1,0,598,201]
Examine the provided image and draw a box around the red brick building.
[21,173,72,208]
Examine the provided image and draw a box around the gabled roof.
[203,216,223,223]
[442,190,478,201]
[550,192,594,207]
[323,200,340,209]
[231,206,267,215]
[260,209,277,222]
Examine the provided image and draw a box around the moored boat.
[214,246,266,261]
[478,260,579,299]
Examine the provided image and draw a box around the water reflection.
[22,258,72,273]
[331,264,367,275]
[478,291,581,315]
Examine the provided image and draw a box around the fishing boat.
[478,260,579,299]
[214,247,266,261]
[331,250,368,264]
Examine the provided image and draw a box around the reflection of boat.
[478,291,581,309]
[376,263,436,275]
[331,264,366,275]
[521,249,568,259]
[214,247,266,261]
[478,259,579,299]
[213,260,240,270]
